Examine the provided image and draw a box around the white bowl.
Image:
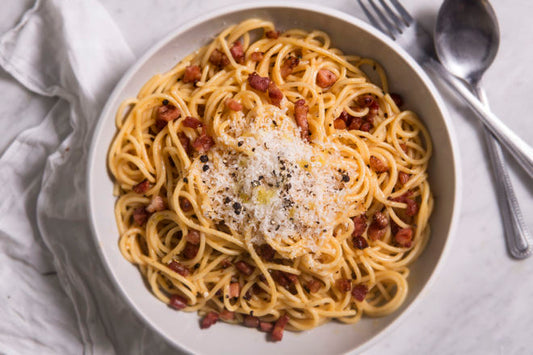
[87,2,462,354]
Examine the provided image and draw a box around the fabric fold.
[0,0,177,353]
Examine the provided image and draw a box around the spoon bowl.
[435,0,500,85]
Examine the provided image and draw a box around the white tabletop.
[2,0,532,354]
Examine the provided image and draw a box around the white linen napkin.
[0,0,176,353]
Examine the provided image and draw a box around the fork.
[357,0,532,259]
[357,0,533,180]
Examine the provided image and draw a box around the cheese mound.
[200,107,352,258]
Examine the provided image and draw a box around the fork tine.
[367,0,401,39]
[378,0,405,30]
[357,0,388,35]
[389,0,414,24]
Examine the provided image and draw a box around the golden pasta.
[108,19,433,339]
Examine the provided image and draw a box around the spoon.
[435,0,532,259]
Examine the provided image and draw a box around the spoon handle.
[423,58,533,179]
[474,87,532,259]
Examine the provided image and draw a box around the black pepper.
[341,174,350,182]
[224,197,231,204]
[202,164,209,171]
[232,202,242,215]
[183,177,188,183]
[384,113,388,118]
[238,141,243,147]
[162,99,169,105]
[200,155,209,163]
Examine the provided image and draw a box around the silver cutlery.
[358,0,533,180]
[434,0,531,259]
[358,0,532,258]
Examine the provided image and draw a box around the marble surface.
[1,0,532,354]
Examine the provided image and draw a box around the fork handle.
[474,87,533,259]
[423,58,533,179]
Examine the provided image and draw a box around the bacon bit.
[133,207,148,225]
[337,110,349,122]
[367,212,389,241]
[220,258,232,268]
[178,132,191,154]
[243,315,260,328]
[219,310,235,321]
[146,195,166,213]
[259,321,274,332]
[357,94,376,107]
[294,99,309,142]
[209,49,230,68]
[169,294,188,310]
[168,261,190,277]
[229,41,245,64]
[235,261,254,276]
[399,171,410,185]
[182,116,203,129]
[359,121,372,132]
[391,191,419,216]
[156,104,181,129]
[257,243,276,262]
[248,72,270,92]
[390,93,404,107]
[280,56,300,79]
[372,212,389,229]
[226,98,243,111]
[251,283,262,295]
[200,311,219,329]
[400,143,408,153]
[250,51,264,62]
[366,102,380,122]
[369,156,388,173]
[405,198,419,216]
[316,69,337,88]
[395,227,413,247]
[192,134,215,153]
[229,282,240,298]
[185,229,201,245]
[333,118,346,129]
[353,235,369,250]
[182,242,199,260]
[132,180,151,194]
[367,225,386,241]
[348,117,363,132]
[268,81,283,107]
[265,30,280,39]
[271,270,290,288]
[352,215,367,237]
[351,284,368,302]
[285,273,298,284]
[271,314,289,342]
[336,278,352,293]
[183,65,201,84]
[306,278,322,293]
[179,197,193,212]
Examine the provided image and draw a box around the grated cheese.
[200,106,351,258]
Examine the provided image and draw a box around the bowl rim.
[87,2,462,353]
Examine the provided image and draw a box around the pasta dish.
[108,19,433,341]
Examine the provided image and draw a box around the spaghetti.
[108,19,433,340]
